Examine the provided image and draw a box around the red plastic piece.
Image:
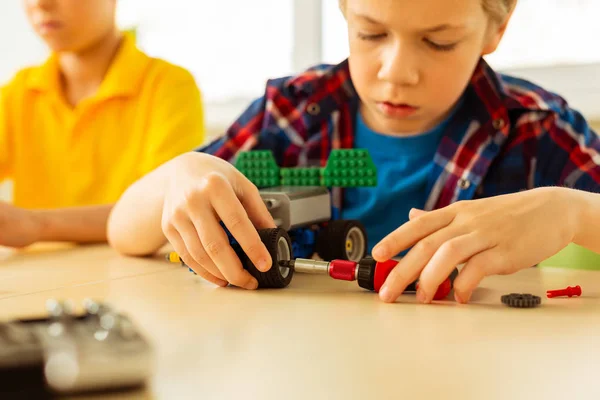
[373,259,399,292]
[430,278,453,300]
[372,260,453,300]
[415,279,452,301]
[328,260,358,281]
[546,285,581,298]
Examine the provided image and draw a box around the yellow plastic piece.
[167,252,182,264]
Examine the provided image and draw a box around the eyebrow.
[422,24,465,33]
[353,13,465,33]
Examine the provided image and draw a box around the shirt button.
[458,178,471,189]
[307,103,320,115]
[492,118,505,130]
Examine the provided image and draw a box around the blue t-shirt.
[342,111,455,254]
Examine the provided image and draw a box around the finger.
[210,180,272,272]
[165,227,227,287]
[452,248,501,303]
[408,208,428,220]
[189,204,259,290]
[173,217,227,282]
[373,208,455,261]
[378,225,463,303]
[193,265,230,287]
[418,232,493,303]
[238,180,277,230]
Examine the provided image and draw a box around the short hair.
[338,0,516,23]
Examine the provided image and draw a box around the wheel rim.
[277,236,292,279]
[345,227,365,262]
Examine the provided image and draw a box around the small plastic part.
[328,260,357,281]
[322,149,377,187]
[546,285,581,298]
[167,252,182,264]
[501,293,541,308]
[280,168,322,186]
[235,151,281,188]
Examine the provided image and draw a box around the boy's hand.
[162,153,276,290]
[0,202,42,248]
[372,187,581,304]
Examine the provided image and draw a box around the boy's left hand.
[0,202,41,248]
[372,187,581,304]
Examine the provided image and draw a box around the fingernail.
[454,291,470,304]
[245,279,258,290]
[379,286,394,303]
[454,292,463,303]
[416,289,427,303]
[258,258,271,272]
[373,245,387,260]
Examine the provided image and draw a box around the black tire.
[316,220,367,262]
[242,228,294,289]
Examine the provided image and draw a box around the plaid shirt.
[198,59,600,211]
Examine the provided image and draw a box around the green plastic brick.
[322,149,377,187]
[235,151,280,188]
[281,167,322,186]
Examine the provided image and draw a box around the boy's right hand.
[161,153,276,289]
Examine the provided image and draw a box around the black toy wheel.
[316,220,367,262]
[501,293,541,308]
[242,228,294,289]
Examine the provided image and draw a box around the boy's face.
[23,0,117,53]
[346,0,509,135]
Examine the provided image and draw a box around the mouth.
[37,20,63,33]
[376,102,419,118]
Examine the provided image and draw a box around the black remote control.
[0,299,153,397]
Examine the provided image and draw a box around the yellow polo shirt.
[0,33,204,209]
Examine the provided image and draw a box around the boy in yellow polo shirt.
[0,0,203,248]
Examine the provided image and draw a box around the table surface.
[1,244,599,400]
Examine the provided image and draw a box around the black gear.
[501,293,541,308]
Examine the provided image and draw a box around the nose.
[377,40,420,86]
[25,0,55,11]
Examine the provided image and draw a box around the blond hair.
[338,0,516,23]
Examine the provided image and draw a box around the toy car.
[231,149,377,288]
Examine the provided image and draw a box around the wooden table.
[1,244,599,400]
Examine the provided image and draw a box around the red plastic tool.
[284,257,455,300]
[546,285,581,298]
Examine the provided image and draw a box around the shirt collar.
[25,32,150,99]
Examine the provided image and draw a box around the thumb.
[409,208,428,220]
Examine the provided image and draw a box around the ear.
[482,6,516,56]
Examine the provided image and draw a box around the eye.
[424,38,458,52]
[357,32,387,41]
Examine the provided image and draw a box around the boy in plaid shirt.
[109,0,600,304]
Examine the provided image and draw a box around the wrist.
[30,209,50,242]
[568,188,596,247]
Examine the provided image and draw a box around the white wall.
[0,3,47,201]
[0,2,48,84]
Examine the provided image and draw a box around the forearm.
[35,205,113,243]
[572,189,600,253]
[107,154,184,256]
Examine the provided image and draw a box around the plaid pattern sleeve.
[499,75,600,194]
[537,103,600,192]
